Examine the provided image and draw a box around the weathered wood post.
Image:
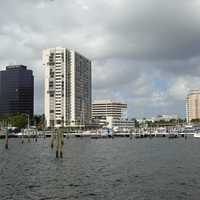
[51,129,55,149]
[56,128,64,158]
[43,130,46,139]
[26,114,31,143]
[22,128,24,144]
[27,129,31,143]
[35,129,38,142]
[60,128,64,158]
[56,128,59,158]
[5,128,8,149]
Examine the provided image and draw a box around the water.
[0,137,200,200]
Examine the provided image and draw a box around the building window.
[56,120,61,124]
[49,81,54,87]
[50,72,54,78]
[50,93,54,97]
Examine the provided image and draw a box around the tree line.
[0,113,45,129]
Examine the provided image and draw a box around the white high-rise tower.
[43,47,91,128]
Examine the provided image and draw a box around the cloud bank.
[0,0,200,118]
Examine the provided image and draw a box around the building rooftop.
[188,90,200,95]
[93,100,127,105]
[6,65,27,70]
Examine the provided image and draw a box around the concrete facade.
[186,90,200,122]
[43,47,91,128]
[92,100,127,120]
[92,100,130,129]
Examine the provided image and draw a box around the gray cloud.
[0,0,200,117]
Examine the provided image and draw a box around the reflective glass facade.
[0,65,34,117]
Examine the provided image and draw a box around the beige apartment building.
[43,47,92,128]
[186,90,200,122]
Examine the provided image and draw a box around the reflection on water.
[0,137,200,200]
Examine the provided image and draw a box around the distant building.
[92,100,127,120]
[92,100,134,130]
[0,65,34,117]
[152,114,179,122]
[106,116,135,131]
[186,90,200,122]
[43,47,92,128]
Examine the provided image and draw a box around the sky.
[0,0,200,118]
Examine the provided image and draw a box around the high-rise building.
[186,90,200,122]
[43,47,92,128]
[0,65,34,117]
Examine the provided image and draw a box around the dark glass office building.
[0,65,34,117]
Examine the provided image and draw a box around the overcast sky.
[0,0,200,118]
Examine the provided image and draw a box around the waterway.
[0,137,200,200]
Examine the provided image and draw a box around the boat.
[91,128,113,139]
[182,125,197,135]
[194,133,200,138]
[153,127,168,137]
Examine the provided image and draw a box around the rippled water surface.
[0,137,200,200]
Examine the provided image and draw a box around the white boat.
[183,125,198,135]
[153,127,168,137]
[194,133,200,138]
[16,132,23,136]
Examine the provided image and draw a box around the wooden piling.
[60,130,64,158]
[51,129,55,149]
[56,129,60,158]
[56,128,64,158]
[22,129,24,144]
[5,128,8,149]
[27,129,31,143]
[35,130,38,142]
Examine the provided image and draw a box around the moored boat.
[193,133,200,138]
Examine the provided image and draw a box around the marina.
[0,130,186,139]
[0,126,199,139]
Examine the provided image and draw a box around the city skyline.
[0,0,200,118]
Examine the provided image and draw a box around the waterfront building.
[92,100,134,130]
[186,90,200,123]
[92,100,127,120]
[43,47,92,128]
[0,65,34,117]
[106,116,135,131]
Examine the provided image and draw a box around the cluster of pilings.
[50,128,64,158]
[4,128,39,149]
[2,125,64,159]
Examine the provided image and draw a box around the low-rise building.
[92,100,134,130]
[152,114,179,122]
[92,100,127,120]
[106,116,135,132]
